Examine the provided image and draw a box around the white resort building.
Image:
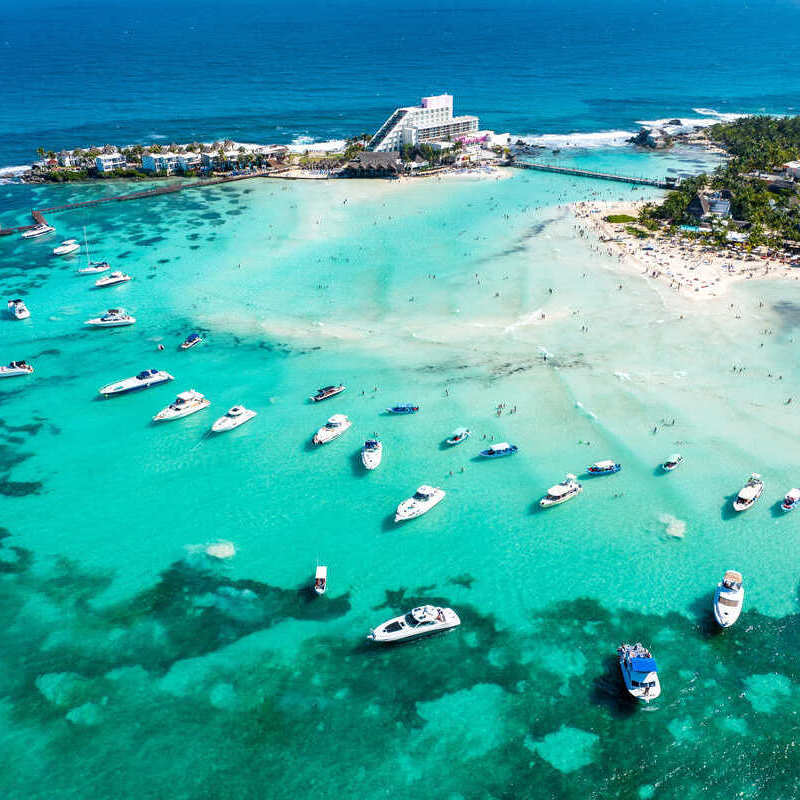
[95,152,126,172]
[368,94,479,152]
[141,152,201,174]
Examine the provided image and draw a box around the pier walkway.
[510,161,673,189]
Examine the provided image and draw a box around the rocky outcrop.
[627,127,673,149]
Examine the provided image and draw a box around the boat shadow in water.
[590,655,640,718]
[381,513,398,532]
[770,499,788,518]
[720,492,740,521]
[688,593,724,639]
[652,465,669,477]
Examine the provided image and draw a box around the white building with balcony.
[141,152,200,174]
[368,94,479,152]
[95,152,126,172]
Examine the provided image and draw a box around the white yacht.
[539,474,582,507]
[0,360,34,377]
[78,261,110,274]
[153,390,210,422]
[361,438,382,470]
[312,414,351,445]
[661,453,683,472]
[367,605,460,643]
[314,565,328,596]
[395,485,445,522]
[732,473,763,512]
[94,271,132,288]
[618,643,661,703]
[53,239,80,256]
[7,299,30,320]
[211,405,257,433]
[85,308,136,327]
[99,369,174,397]
[21,223,55,239]
[713,570,744,628]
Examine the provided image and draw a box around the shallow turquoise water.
[2,161,800,798]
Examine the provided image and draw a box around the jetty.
[510,161,675,189]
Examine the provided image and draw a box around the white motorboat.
[394,485,445,522]
[733,473,763,512]
[85,308,136,327]
[153,390,210,422]
[314,565,328,595]
[618,643,661,703]
[0,360,34,377]
[21,223,55,239]
[368,605,460,643]
[7,299,30,320]
[539,474,582,507]
[781,488,800,512]
[99,369,174,397]
[53,239,80,256]
[78,261,110,274]
[211,405,257,433]
[361,438,382,470]
[94,271,132,288]
[312,414,351,445]
[661,453,683,472]
[180,333,203,350]
[713,570,744,628]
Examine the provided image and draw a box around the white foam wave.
[517,130,635,150]
[288,136,346,153]
[0,164,31,178]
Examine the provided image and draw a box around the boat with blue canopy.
[618,643,661,702]
[479,442,518,458]
[386,403,420,414]
[180,333,203,350]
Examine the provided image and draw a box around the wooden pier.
[510,161,674,189]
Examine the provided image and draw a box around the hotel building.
[95,152,127,172]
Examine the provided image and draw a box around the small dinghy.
[445,427,471,446]
[781,488,800,512]
[310,384,345,402]
[180,333,203,350]
[7,299,30,320]
[479,442,518,458]
[732,473,763,512]
[367,605,460,643]
[661,453,683,472]
[211,405,257,433]
[618,643,660,703]
[361,438,382,470]
[386,402,420,414]
[713,570,744,628]
[0,360,34,377]
[314,565,328,595]
[587,459,621,475]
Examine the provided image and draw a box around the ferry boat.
[0,360,34,377]
[781,488,800,512]
[94,271,132,288]
[180,333,203,350]
[732,473,763,512]
[479,442,518,458]
[539,474,582,507]
[445,427,471,446]
[386,402,420,414]
[618,643,661,703]
[153,390,210,422]
[7,299,30,320]
[312,414,351,445]
[99,369,174,397]
[395,485,445,522]
[367,605,460,644]
[361,438,382,470]
[314,565,328,596]
[310,384,345,402]
[53,239,80,256]
[85,308,136,327]
[587,460,621,475]
[661,453,683,472]
[78,261,110,274]
[21,223,55,239]
[211,405,257,433]
[713,570,744,628]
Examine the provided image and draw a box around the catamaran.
[367,605,460,643]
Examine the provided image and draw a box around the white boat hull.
[86,317,136,327]
[153,400,210,422]
[99,372,174,397]
[94,277,131,288]
[22,225,54,239]
[368,608,460,643]
[395,489,445,522]
[0,366,34,378]
[54,244,80,256]
[211,409,257,432]
[313,420,352,445]
[539,485,582,507]
[713,586,744,628]
[361,443,383,470]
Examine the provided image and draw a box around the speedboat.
[618,643,661,703]
[587,460,621,475]
[445,427,471,446]
[367,605,460,643]
[7,299,30,320]
[539,474,582,507]
[713,570,744,628]
[732,473,763,512]
[395,485,445,522]
[85,308,136,327]
[312,414,351,445]
[310,384,345,402]
[180,333,203,350]
[153,390,210,422]
[314,565,328,595]
[94,271,131,288]
[53,239,80,256]
[479,442,518,458]
[99,369,174,397]
[661,453,683,472]
[21,223,55,239]
[386,403,420,414]
[0,360,34,377]
[361,438,382,470]
[78,261,110,274]
[211,405,257,432]
[781,488,800,512]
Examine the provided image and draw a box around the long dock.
[510,161,673,189]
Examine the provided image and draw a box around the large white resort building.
[368,94,479,152]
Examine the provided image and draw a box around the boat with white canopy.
[732,473,763,512]
[539,474,582,507]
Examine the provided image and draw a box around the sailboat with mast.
[77,227,110,274]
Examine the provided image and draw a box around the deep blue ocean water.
[2,0,800,166]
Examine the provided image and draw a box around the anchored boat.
[587,459,621,475]
[0,360,34,377]
[99,369,174,397]
[314,565,328,595]
[211,405,257,433]
[386,402,419,414]
[94,271,132,288]
[395,485,445,522]
[713,570,744,628]
[310,384,345,402]
[313,414,351,445]
[367,605,460,643]
[180,333,203,350]
[85,308,136,327]
[7,299,30,320]
[732,473,763,512]
[781,488,800,512]
[539,474,582,507]
[361,438,382,470]
[53,239,80,256]
[661,453,683,472]
[445,427,471,446]
[153,390,210,422]
[618,643,661,703]
[479,442,518,458]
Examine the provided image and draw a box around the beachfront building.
[368,94,479,152]
[783,161,800,180]
[95,152,126,172]
[57,150,78,168]
[141,152,200,174]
